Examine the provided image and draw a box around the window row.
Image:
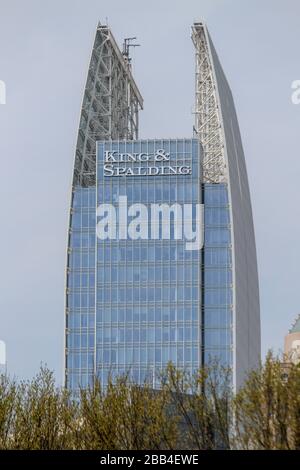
[96,325,199,343]
[96,345,199,365]
[204,207,230,225]
[67,306,232,328]
[204,184,229,205]
[67,247,232,269]
[73,187,96,209]
[96,181,199,203]
[96,285,199,303]
[97,263,199,283]
[97,244,200,263]
[66,313,94,329]
[96,305,199,323]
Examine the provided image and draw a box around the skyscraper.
[65,22,260,395]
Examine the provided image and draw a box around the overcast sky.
[0,0,299,383]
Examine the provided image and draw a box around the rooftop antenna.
[122,37,140,66]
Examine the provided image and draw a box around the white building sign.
[103,149,192,177]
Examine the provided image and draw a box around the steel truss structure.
[73,24,143,187]
[192,22,227,183]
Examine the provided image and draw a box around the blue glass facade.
[65,138,233,392]
[96,139,201,387]
[203,184,233,366]
[66,185,96,390]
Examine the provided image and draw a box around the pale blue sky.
[0,0,299,382]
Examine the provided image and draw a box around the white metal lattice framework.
[73,24,143,187]
[192,22,227,183]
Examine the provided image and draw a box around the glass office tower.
[65,22,260,394]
